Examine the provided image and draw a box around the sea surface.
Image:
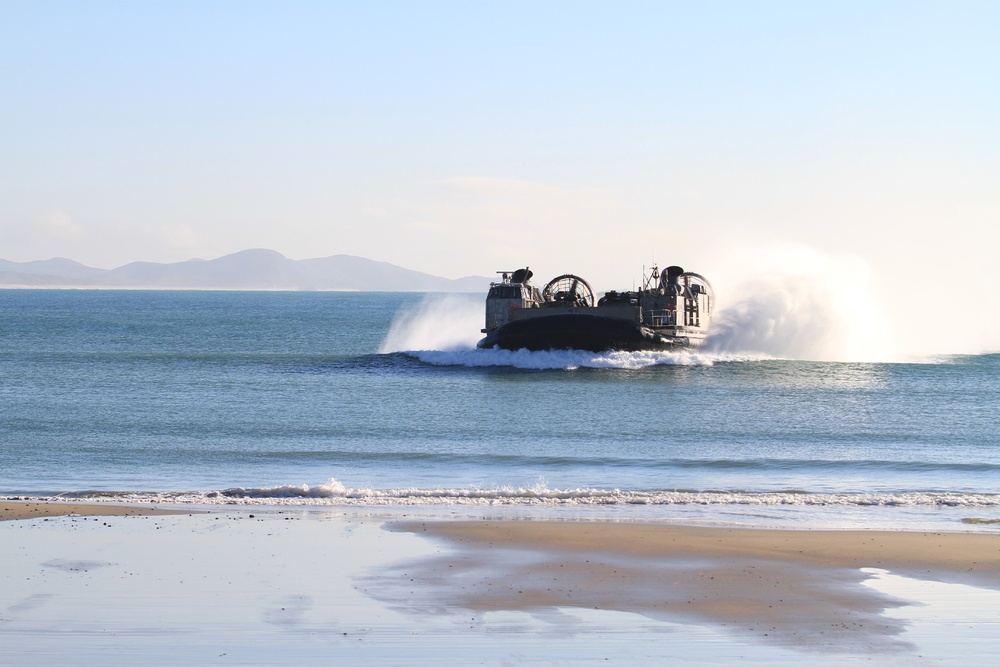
[1,289,998,530]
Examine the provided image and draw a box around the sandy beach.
[380,520,1000,652]
[0,501,190,521]
[2,501,999,665]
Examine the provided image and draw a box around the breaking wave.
[17,481,1000,508]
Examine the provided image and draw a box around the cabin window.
[490,286,523,299]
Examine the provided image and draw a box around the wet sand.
[378,520,1000,652]
[0,500,190,521]
[3,503,999,664]
[390,519,1000,581]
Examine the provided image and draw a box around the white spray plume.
[379,293,484,353]
[380,247,898,363]
[705,245,896,362]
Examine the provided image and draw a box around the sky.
[2,1,998,354]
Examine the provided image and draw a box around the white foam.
[407,347,768,369]
[31,484,1000,508]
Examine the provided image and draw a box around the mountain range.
[0,249,492,292]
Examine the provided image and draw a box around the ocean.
[2,289,998,530]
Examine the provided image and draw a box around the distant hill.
[0,257,105,281]
[0,250,492,292]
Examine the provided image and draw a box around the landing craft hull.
[477,313,699,352]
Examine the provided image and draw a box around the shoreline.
[5,498,999,562]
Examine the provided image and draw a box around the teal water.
[1,290,998,529]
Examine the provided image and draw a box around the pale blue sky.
[2,1,998,352]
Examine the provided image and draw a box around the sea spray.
[379,293,483,352]
[705,246,895,362]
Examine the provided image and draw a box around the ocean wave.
[18,481,1000,508]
